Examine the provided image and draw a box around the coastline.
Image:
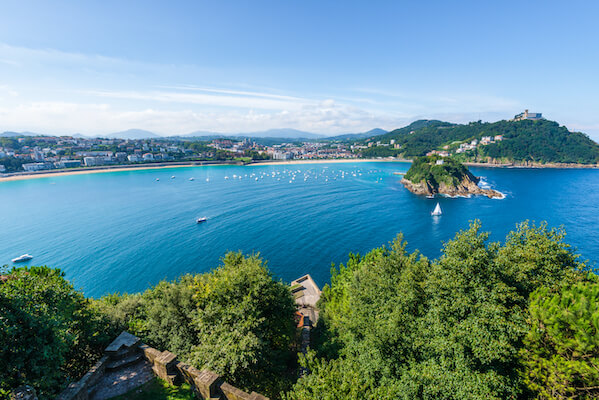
[248,158,411,166]
[0,158,409,182]
[0,162,223,182]
[2,157,597,182]
[464,161,599,169]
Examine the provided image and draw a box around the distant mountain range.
[1,127,386,140]
[0,131,44,137]
[327,128,387,140]
[103,129,161,140]
[183,128,325,140]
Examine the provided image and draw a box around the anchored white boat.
[431,203,442,216]
[196,217,207,223]
[12,254,33,263]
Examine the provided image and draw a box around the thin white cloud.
[156,85,305,102]
[83,89,309,111]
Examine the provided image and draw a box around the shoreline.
[464,161,599,169]
[0,158,408,182]
[247,158,411,166]
[1,158,597,182]
[0,162,227,182]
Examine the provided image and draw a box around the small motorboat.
[196,217,207,223]
[156,178,160,181]
[12,254,33,263]
[171,175,175,179]
[426,195,435,199]
[189,177,194,181]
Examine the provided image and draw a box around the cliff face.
[401,173,503,198]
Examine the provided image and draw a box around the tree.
[520,280,599,399]
[0,266,116,399]
[286,221,589,400]
[95,252,297,398]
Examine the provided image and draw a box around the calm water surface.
[1,162,597,297]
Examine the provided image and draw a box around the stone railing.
[56,331,268,400]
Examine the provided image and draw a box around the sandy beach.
[0,162,212,182]
[248,158,410,167]
[3,158,596,183]
[0,158,410,182]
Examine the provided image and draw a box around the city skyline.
[1,1,599,140]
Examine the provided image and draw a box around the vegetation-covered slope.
[402,156,502,197]
[286,222,597,400]
[2,224,598,400]
[364,119,599,164]
[404,155,473,187]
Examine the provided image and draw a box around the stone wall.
[140,342,269,400]
[55,356,108,400]
[56,332,269,400]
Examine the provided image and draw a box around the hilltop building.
[513,109,543,121]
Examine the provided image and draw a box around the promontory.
[400,156,503,198]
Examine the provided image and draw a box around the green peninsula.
[401,156,503,198]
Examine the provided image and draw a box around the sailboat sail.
[431,203,442,216]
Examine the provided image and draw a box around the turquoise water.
[1,162,598,297]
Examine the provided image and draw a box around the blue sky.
[1,0,598,139]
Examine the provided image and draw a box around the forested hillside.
[362,119,599,164]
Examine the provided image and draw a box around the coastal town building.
[55,160,82,169]
[22,162,54,172]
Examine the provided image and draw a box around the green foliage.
[520,281,599,399]
[404,155,473,187]
[96,252,297,398]
[286,221,590,400]
[0,156,25,173]
[111,377,196,400]
[188,252,297,396]
[0,266,117,399]
[360,145,402,158]
[370,119,599,163]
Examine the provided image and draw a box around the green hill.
[402,155,502,197]
[364,119,599,164]
[404,155,469,186]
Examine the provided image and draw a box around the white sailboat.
[431,202,442,216]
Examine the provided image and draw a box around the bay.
[1,161,597,297]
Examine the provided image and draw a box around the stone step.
[109,345,141,362]
[106,354,142,371]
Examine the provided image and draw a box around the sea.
[1,162,598,297]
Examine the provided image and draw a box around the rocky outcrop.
[401,174,503,199]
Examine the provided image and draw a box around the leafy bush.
[0,266,116,399]
[95,252,297,398]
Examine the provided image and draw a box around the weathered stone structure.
[54,275,323,399]
[56,331,269,400]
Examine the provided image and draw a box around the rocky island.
[401,156,503,198]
